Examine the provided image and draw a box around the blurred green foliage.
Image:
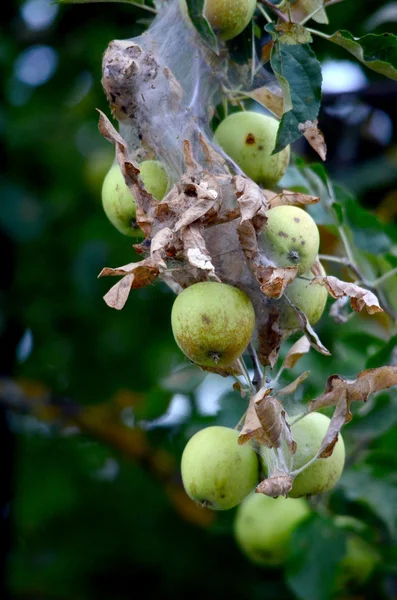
[1,1,397,599]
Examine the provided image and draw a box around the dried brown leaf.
[277,371,310,396]
[254,388,284,448]
[238,388,273,446]
[256,265,299,299]
[282,336,311,369]
[97,111,157,230]
[308,366,397,413]
[198,132,230,174]
[181,224,218,275]
[234,176,269,228]
[284,298,331,356]
[256,471,293,497]
[303,123,327,161]
[249,87,283,119]
[266,190,320,209]
[257,307,284,368]
[199,360,242,378]
[99,257,160,309]
[318,389,351,458]
[313,276,383,314]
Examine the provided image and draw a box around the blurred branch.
[0,379,214,527]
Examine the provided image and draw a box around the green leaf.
[328,30,397,80]
[286,513,346,600]
[340,467,397,539]
[185,0,219,55]
[267,27,322,152]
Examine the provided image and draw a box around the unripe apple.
[205,0,257,41]
[333,516,380,587]
[214,112,290,187]
[259,205,320,275]
[339,534,379,586]
[280,263,328,329]
[181,426,259,510]
[171,282,255,367]
[101,160,168,236]
[234,493,310,565]
[288,412,345,498]
[180,0,256,41]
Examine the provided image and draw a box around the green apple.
[339,534,379,587]
[280,262,328,329]
[181,426,259,510]
[171,282,255,367]
[214,111,290,187]
[234,493,310,565]
[288,412,345,498]
[205,0,256,41]
[333,516,380,587]
[259,205,320,275]
[180,0,256,41]
[101,160,168,236]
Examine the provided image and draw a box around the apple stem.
[247,343,263,392]
[237,357,256,394]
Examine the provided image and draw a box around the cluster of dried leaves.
[237,336,397,496]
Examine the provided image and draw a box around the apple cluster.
[181,413,345,512]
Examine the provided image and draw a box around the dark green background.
[1,1,397,599]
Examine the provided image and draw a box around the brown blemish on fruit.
[294,217,300,223]
[245,133,256,145]
[258,145,264,151]
[301,241,305,245]
[292,237,296,242]
[279,231,289,238]
[201,314,211,325]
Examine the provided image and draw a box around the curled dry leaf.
[198,360,242,378]
[238,386,295,454]
[99,257,161,310]
[98,111,157,234]
[257,307,284,368]
[284,297,331,356]
[256,470,293,497]
[317,389,351,459]
[300,120,327,161]
[256,265,299,299]
[249,86,283,119]
[277,370,310,396]
[266,190,320,209]
[312,276,383,314]
[309,366,397,413]
[238,388,273,446]
[282,336,311,369]
[181,224,218,276]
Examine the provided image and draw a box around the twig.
[257,3,273,24]
[306,27,331,40]
[237,357,255,394]
[247,343,263,392]
[372,266,397,288]
[257,0,288,22]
